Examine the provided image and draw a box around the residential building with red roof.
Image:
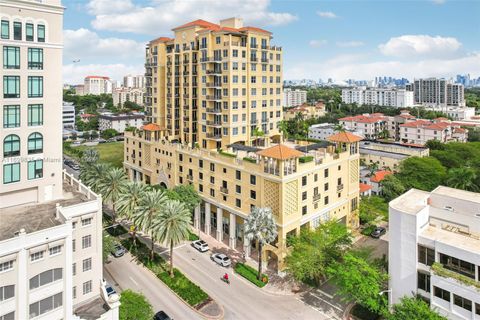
[399,118,468,145]
[338,113,389,139]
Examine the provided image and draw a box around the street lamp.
[379,289,392,311]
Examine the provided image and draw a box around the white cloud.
[63,63,143,84]
[63,28,145,62]
[316,11,337,19]
[378,35,462,58]
[87,0,297,34]
[336,41,364,48]
[309,39,327,48]
[285,52,480,81]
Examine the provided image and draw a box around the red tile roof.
[454,127,467,133]
[142,123,162,131]
[85,76,109,79]
[370,170,392,183]
[256,144,303,160]
[396,113,416,119]
[238,26,272,35]
[424,122,450,130]
[150,37,173,43]
[359,183,372,193]
[338,114,387,123]
[327,132,363,143]
[173,19,219,31]
[80,113,96,118]
[399,119,431,128]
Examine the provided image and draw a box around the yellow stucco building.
[125,18,360,270]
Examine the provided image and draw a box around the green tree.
[103,232,117,263]
[101,128,119,140]
[153,200,191,277]
[387,296,447,320]
[425,140,446,150]
[328,253,388,314]
[90,130,99,140]
[244,207,278,280]
[133,189,167,260]
[381,175,406,201]
[79,162,111,193]
[285,220,352,284]
[98,168,128,224]
[118,181,151,245]
[81,148,99,165]
[163,184,201,213]
[278,120,290,140]
[119,289,154,320]
[445,167,479,192]
[397,157,446,191]
[359,196,388,224]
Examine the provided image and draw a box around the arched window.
[28,132,42,154]
[29,268,62,290]
[3,134,20,157]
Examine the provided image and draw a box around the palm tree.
[278,120,289,141]
[446,167,479,192]
[334,123,346,132]
[133,189,167,260]
[81,148,99,165]
[79,162,111,193]
[117,181,150,245]
[98,168,128,224]
[153,200,191,277]
[244,207,278,280]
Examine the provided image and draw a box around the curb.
[129,252,225,320]
[343,302,355,320]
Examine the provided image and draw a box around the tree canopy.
[397,157,446,191]
[119,289,154,320]
[161,184,201,213]
[387,296,447,320]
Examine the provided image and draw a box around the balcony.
[206,108,222,114]
[200,57,210,63]
[220,187,229,194]
[166,61,172,66]
[250,57,258,62]
[212,56,222,62]
[337,184,344,192]
[313,194,321,202]
[183,94,189,98]
[206,95,222,100]
[206,69,222,75]
[187,174,193,181]
[184,128,190,133]
[183,60,190,64]
[224,41,239,46]
[206,82,222,87]
[251,44,258,49]
[206,133,222,140]
[261,58,269,63]
[206,120,222,127]
[250,119,258,124]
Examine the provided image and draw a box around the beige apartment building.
[360,141,429,170]
[0,1,118,319]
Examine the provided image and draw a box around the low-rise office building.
[389,186,480,320]
[360,141,429,170]
[98,113,145,133]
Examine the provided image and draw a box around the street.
[104,252,201,319]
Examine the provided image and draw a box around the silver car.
[211,253,231,267]
[192,240,209,252]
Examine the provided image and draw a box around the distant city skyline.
[62,0,480,84]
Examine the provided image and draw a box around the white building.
[123,75,145,89]
[113,88,145,107]
[407,78,465,107]
[98,113,145,133]
[399,120,468,145]
[308,123,362,141]
[84,76,112,95]
[63,102,75,128]
[423,106,476,121]
[341,87,414,108]
[389,186,480,320]
[283,88,307,107]
[0,1,119,319]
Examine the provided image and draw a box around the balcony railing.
[206,120,222,127]
[187,174,193,181]
[206,82,222,87]
[313,194,321,202]
[337,184,344,191]
[206,108,222,114]
[206,69,222,75]
[206,133,222,140]
[220,187,229,194]
[206,95,222,100]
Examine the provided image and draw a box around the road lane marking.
[129,276,139,286]
[308,292,343,312]
[158,243,187,255]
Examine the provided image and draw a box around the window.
[302,206,307,215]
[0,285,14,301]
[28,160,43,180]
[235,170,241,180]
[210,163,215,172]
[324,196,329,205]
[30,251,44,262]
[324,183,329,191]
[417,272,430,292]
[37,24,45,42]
[454,294,472,311]
[28,48,43,69]
[210,188,215,197]
[3,46,20,69]
[236,198,241,208]
[83,258,92,272]
[314,173,318,182]
[83,280,92,295]
[3,106,20,128]
[302,191,307,201]
[0,312,14,320]
[476,303,480,316]
[13,22,21,40]
[3,135,20,157]
[82,218,92,226]
[0,260,13,272]
[324,168,329,178]
[29,292,63,318]
[199,184,203,192]
[434,286,450,302]
[49,245,61,256]
[26,23,34,41]
[302,176,307,186]
[3,76,20,98]
[418,245,435,266]
[236,185,241,194]
[250,175,256,185]
[28,104,43,126]
[3,163,20,184]
[28,133,43,154]
[28,76,43,98]
[72,239,76,252]
[250,190,256,200]
[29,268,62,289]
[82,235,92,249]
[1,20,9,39]
[73,287,76,299]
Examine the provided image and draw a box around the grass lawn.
[77,142,124,168]
[234,263,268,287]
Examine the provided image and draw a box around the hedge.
[234,263,268,287]
[432,262,480,291]
[218,149,236,158]
[361,224,376,236]
[188,231,199,241]
[120,237,209,307]
[299,156,314,163]
[243,157,257,163]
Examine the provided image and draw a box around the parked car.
[98,138,107,143]
[111,244,126,257]
[211,253,231,267]
[192,240,209,252]
[115,136,124,141]
[105,283,116,297]
[370,226,386,238]
[70,163,80,171]
[153,311,172,320]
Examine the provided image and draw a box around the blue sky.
[62,0,480,84]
